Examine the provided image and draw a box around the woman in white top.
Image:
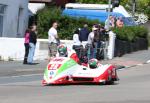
[73,28,82,59]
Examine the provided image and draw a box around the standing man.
[96,25,107,60]
[79,24,90,42]
[48,22,59,60]
[87,26,98,59]
[27,25,37,64]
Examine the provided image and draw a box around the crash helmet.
[89,59,98,69]
[58,44,67,57]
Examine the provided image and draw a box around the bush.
[112,26,148,42]
[36,6,100,39]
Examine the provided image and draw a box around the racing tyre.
[106,75,114,85]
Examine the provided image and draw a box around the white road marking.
[137,64,143,66]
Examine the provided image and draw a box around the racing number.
[48,64,61,70]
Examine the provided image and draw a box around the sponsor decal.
[78,73,90,75]
[52,58,64,62]
[48,64,62,70]
[55,59,77,76]
[44,68,49,80]
[44,58,77,80]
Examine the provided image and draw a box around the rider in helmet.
[58,44,80,63]
[89,59,98,69]
[58,44,68,57]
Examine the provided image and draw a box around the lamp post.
[107,0,112,31]
[132,0,136,17]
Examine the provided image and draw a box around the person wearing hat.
[87,26,98,44]
[87,25,99,59]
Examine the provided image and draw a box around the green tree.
[136,0,150,18]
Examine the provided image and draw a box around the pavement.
[102,48,150,68]
[0,60,47,77]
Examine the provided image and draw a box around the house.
[54,0,75,7]
[29,0,75,6]
[0,0,29,37]
[29,0,52,3]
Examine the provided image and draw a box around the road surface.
[0,63,150,103]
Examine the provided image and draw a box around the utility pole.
[107,0,112,31]
[132,0,136,17]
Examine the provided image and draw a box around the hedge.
[112,26,148,42]
[36,6,100,40]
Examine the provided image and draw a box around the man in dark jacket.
[79,24,90,42]
[27,25,37,64]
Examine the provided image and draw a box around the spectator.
[114,16,117,27]
[105,15,115,30]
[94,24,103,56]
[48,22,59,60]
[87,26,99,59]
[116,17,124,28]
[23,29,30,64]
[72,28,82,59]
[99,25,107,42]
[93,25,100,59]
[97,26,108,60]
[111,16,115,27]
[27,25,37,64]
[79,24,90,42]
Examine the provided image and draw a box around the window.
[17,7,24,37]
[0,4,6,37]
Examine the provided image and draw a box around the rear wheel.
[106,75,114,85]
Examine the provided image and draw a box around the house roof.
[29,0,52,3]
[29,0,75,7]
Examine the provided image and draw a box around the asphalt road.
[0,63,150,103]
[0,60,47,77]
